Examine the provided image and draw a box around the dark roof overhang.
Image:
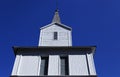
[12,46,96,55]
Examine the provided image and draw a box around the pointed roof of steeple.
[52,9,61,23]
[40,9,72,30]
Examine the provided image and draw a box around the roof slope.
[40,10,72,30]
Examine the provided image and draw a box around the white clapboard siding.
[48,55,60,75]
[69,55,89,75]
[18,55,39,75]
[87,53,96,75]
[39,24,72,46]
[12,55,21,75]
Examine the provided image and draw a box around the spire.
[52,9,61,23]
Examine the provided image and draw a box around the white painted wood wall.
[12,53,96,76]
[39,24,72,46]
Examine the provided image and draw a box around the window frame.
[53,32,58,40]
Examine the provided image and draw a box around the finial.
[56,0,58,11]
[52,0,61,23]
[55,9,59,12]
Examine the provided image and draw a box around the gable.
[40,23,72,31]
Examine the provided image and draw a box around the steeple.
[52,9,61,23]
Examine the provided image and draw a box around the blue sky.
[0,0,120,77]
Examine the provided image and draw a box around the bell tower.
[11,10,97,77]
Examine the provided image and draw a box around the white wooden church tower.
[11,10,97,77]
